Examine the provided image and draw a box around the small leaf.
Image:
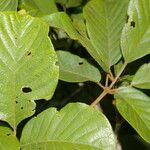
[121,0,150,62]
[57,51,101,82]
[0,125,20,150]
[21,103,116,150]
[83,0,129,70]
[19,0,58,17]
[0,0,18,11]
[132,63,150,89]
[115,87,150,143]
[0,12,59,128]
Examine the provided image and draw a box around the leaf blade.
[19,0,58,17]
[21,103,116,150]
[0,0,18,11]
[0,125,20,150]
[115,87,150,143]
[83,0,129,69]
[121,0,150,62]
[0,12,59,128]
[57,51,101,83]
[131,63,150,89]
[43,12,108,71]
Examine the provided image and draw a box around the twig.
[90,90,108,107]
[90,62,127,107]
[97,82,105,89]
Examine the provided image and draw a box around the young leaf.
[121,0,150,63]
[21,103,116,150]
[115,87,150,143]
[43,12,108,71]
[57,51,101,83]
[19,0,58,17]
[0,125,20,150]
[0,12,59,129]
[0,0,18,11]
[83,0,129,70]
[131,63,150,89]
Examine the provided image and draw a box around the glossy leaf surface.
[43,12,107,70]
[21,103,116,150]
[115,87,150,143]
[121,0,150,62]
[0,125,20,150]
[0,0,18,11]
[19,0,58,17]
[0,12,59,128]
[83,0,129,70]
[57,51,101,82]
[132,63,150,89]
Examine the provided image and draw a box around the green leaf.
[0,12,59,129]
[71,13,87,37]
[19,0,58,17]
[21,103,116,150]
[57,51,101,83]
[0,125,20,150]
[121,0,150,63]
[43,12,108,71]
[83,0,129,70]
[115,87,150,143]
[56,0,82,8]
[131,63,150,89]
[0,0,18,11]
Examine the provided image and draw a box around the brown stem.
[109,62,127,89]
[90,62,127,107]
[97,82,105,89]
[90,90,108,107]
[105,74,109,87]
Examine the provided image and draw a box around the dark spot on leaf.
[27,51,31,56]
[7,133,11,136]
[130,21,135,28]
[126,15,129,23]
[32,109,35,111]
[21,107,23,109]
[28,100,31,102]
[15,101,18,104]
[22,87,32,93]
[79,62,83,65]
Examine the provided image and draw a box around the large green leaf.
[21,103,116,150]
[0,125,20,150]
[83,0,129,70]
[121,0,150,63]
[115,87,150,143]
[0,11,59,129]
[43,12,107,71]
[19,0,58,17]
[57,51,101,83]
[0,0,18,11]
[131,63,150,89]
